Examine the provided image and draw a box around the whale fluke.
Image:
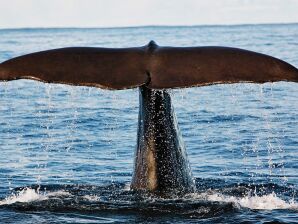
[1,41,298,195]
[0,47,149,90]
[0,42,297,89]
[148,46,298,88]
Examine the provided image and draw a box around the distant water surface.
[0,24,298,223]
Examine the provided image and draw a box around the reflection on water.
[0,24,298,223]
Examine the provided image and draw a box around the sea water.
[0,24,298,223]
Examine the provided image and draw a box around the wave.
[0,184,297,212]
[188,192,297,210]
[0,187,70,205]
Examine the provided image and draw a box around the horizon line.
[0,22,297,30]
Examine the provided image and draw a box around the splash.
[191,192,298,210]
[0,187,70,205]
[0,188,45,205]
[1,186,297,212]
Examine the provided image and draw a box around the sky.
[0,0,298,28]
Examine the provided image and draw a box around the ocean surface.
[0,24,298,223]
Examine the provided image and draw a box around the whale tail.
[0,41,298,89]
[1,41,298,195]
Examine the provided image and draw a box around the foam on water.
[82,194,100,201]
[1,187,297,211]
[0,188,70,205]
[197,192,298,210]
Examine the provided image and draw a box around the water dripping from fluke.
[0,42,298,198]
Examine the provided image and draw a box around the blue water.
[0,24,298,223]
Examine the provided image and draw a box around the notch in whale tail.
[0,41,298,89]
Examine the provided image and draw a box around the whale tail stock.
[131,85,196,195]
[1,41,298,195]
[0,41,298,89]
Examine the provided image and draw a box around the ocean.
[0,24,298,223]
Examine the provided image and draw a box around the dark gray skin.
[0,41,298,195]
[131,86,195,195]
[1,41,298,89]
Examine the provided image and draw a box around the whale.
[0,41,298,195]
